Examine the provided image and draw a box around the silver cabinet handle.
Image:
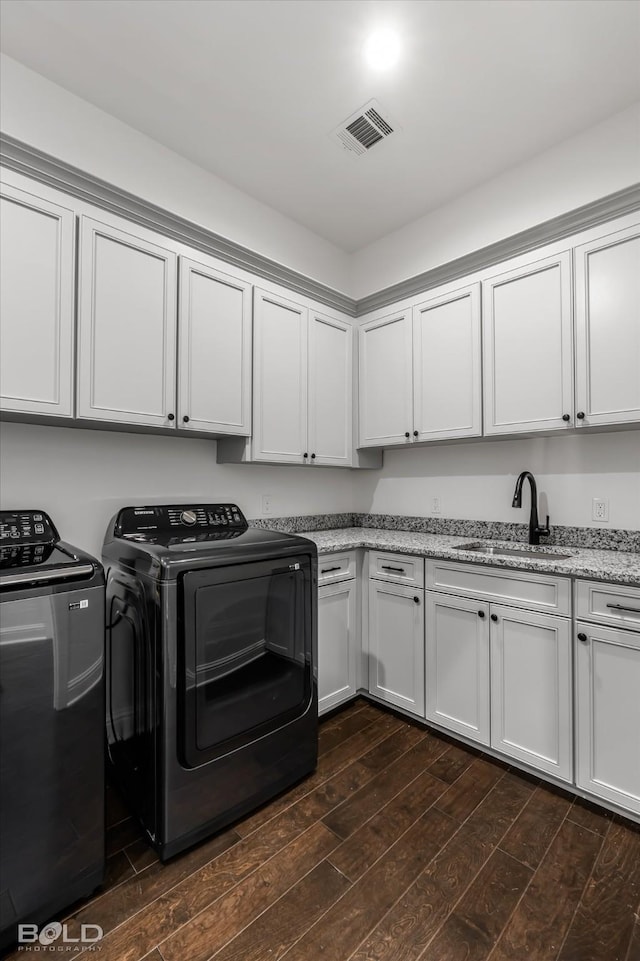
[606,603,640,614]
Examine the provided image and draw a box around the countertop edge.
[298,529,640,588]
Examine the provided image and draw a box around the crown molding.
[2,132,639,320]
[0,132,358,316]
[356,183,640,315]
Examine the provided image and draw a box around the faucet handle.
[540,514,551,536]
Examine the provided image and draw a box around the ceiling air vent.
[330,100,397,157]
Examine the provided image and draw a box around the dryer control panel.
[114,504,248,542]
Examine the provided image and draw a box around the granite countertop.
[299,527,640,587]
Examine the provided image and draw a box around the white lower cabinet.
[575,621,640,815]
[425,592,490,746]
[368,578,425,716]
[424,561,573,781]
[317,579,357,715]
[491,604,572,781]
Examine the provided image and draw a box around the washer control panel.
[0,510,58,544]
[114,504,248,539]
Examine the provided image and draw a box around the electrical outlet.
[592,498,609,522]
[432,497,441,515]
[262,494,274,516]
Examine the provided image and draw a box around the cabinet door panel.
[368,581,424,716]
[0,182,75,416]
[413,284,481,440]
[425,592,490,745]
[252,289,307,462]
[491,606,572,781]
[576,622,640,815]
[358,310,413,447]
[318,581,357,715]
[77,217,177,427]
[308,312,352,466]
[575,225,640,426]
[483,252,573,434]
[178,257,252,434]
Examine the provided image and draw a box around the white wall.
[356,431,640,531]
[0,422,359,559]
[0,54,350,293]
[352,103,640,298]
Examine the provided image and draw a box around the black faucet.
[512,471,550,545]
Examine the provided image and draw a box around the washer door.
[179,555,313,767]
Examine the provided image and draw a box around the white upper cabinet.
[77,215,177,428]
[482,250,573,434]
[249,290,355,466]
[413,283,482,441]
[574,222,640,427]
[358,308,413,447]
[308,311,353,466]
[0,180,75,417]
[252,288,308,463]
[178,257,252,435]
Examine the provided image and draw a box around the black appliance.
[102,503,317,861]
[0,510,105,952]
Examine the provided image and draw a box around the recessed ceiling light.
[363,29,401,70]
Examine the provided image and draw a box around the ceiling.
[1,0,639,252]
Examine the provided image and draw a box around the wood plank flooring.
[7,699,640,961]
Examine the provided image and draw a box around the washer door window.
[180,556,313,767]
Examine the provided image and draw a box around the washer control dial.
[181,510,197,526]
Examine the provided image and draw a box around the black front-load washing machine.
[0,510,105,953]
[102,503,318,861]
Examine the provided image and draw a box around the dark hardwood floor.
[8,699,640,961]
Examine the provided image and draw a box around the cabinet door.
[358,309,413,447]
[425,592,490,746]
[574,224,640,427]
[77,216,177,427]
[368,580,424,716]
[575,621,640,815]
[318,580,357,715]
[308,311,353,466]
[491,605,572,781]
[178,257,252,434]
[483,251,573,434]
[413,283,482,441]
[252,288,308,463]
[0,181,75,417]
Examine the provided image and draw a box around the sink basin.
[455,542,573,561]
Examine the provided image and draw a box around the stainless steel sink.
[455,542,573,561]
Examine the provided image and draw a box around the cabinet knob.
[490,613,498,622]
[303,452,308,459]
[183,415,190,423]
[562,414,570,422]
[577,632,588,642]
[577,411,585,420]
[167,413,175,421]
[405,432,410,438]
[311,453,316,459]
[413,430,419,437]
[413,596,420,604]
[478,610,485,618]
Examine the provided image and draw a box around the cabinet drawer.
[426,559,570,616]
[318,551,356,585]
[369,551,424,588]
[575,580,640,631]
